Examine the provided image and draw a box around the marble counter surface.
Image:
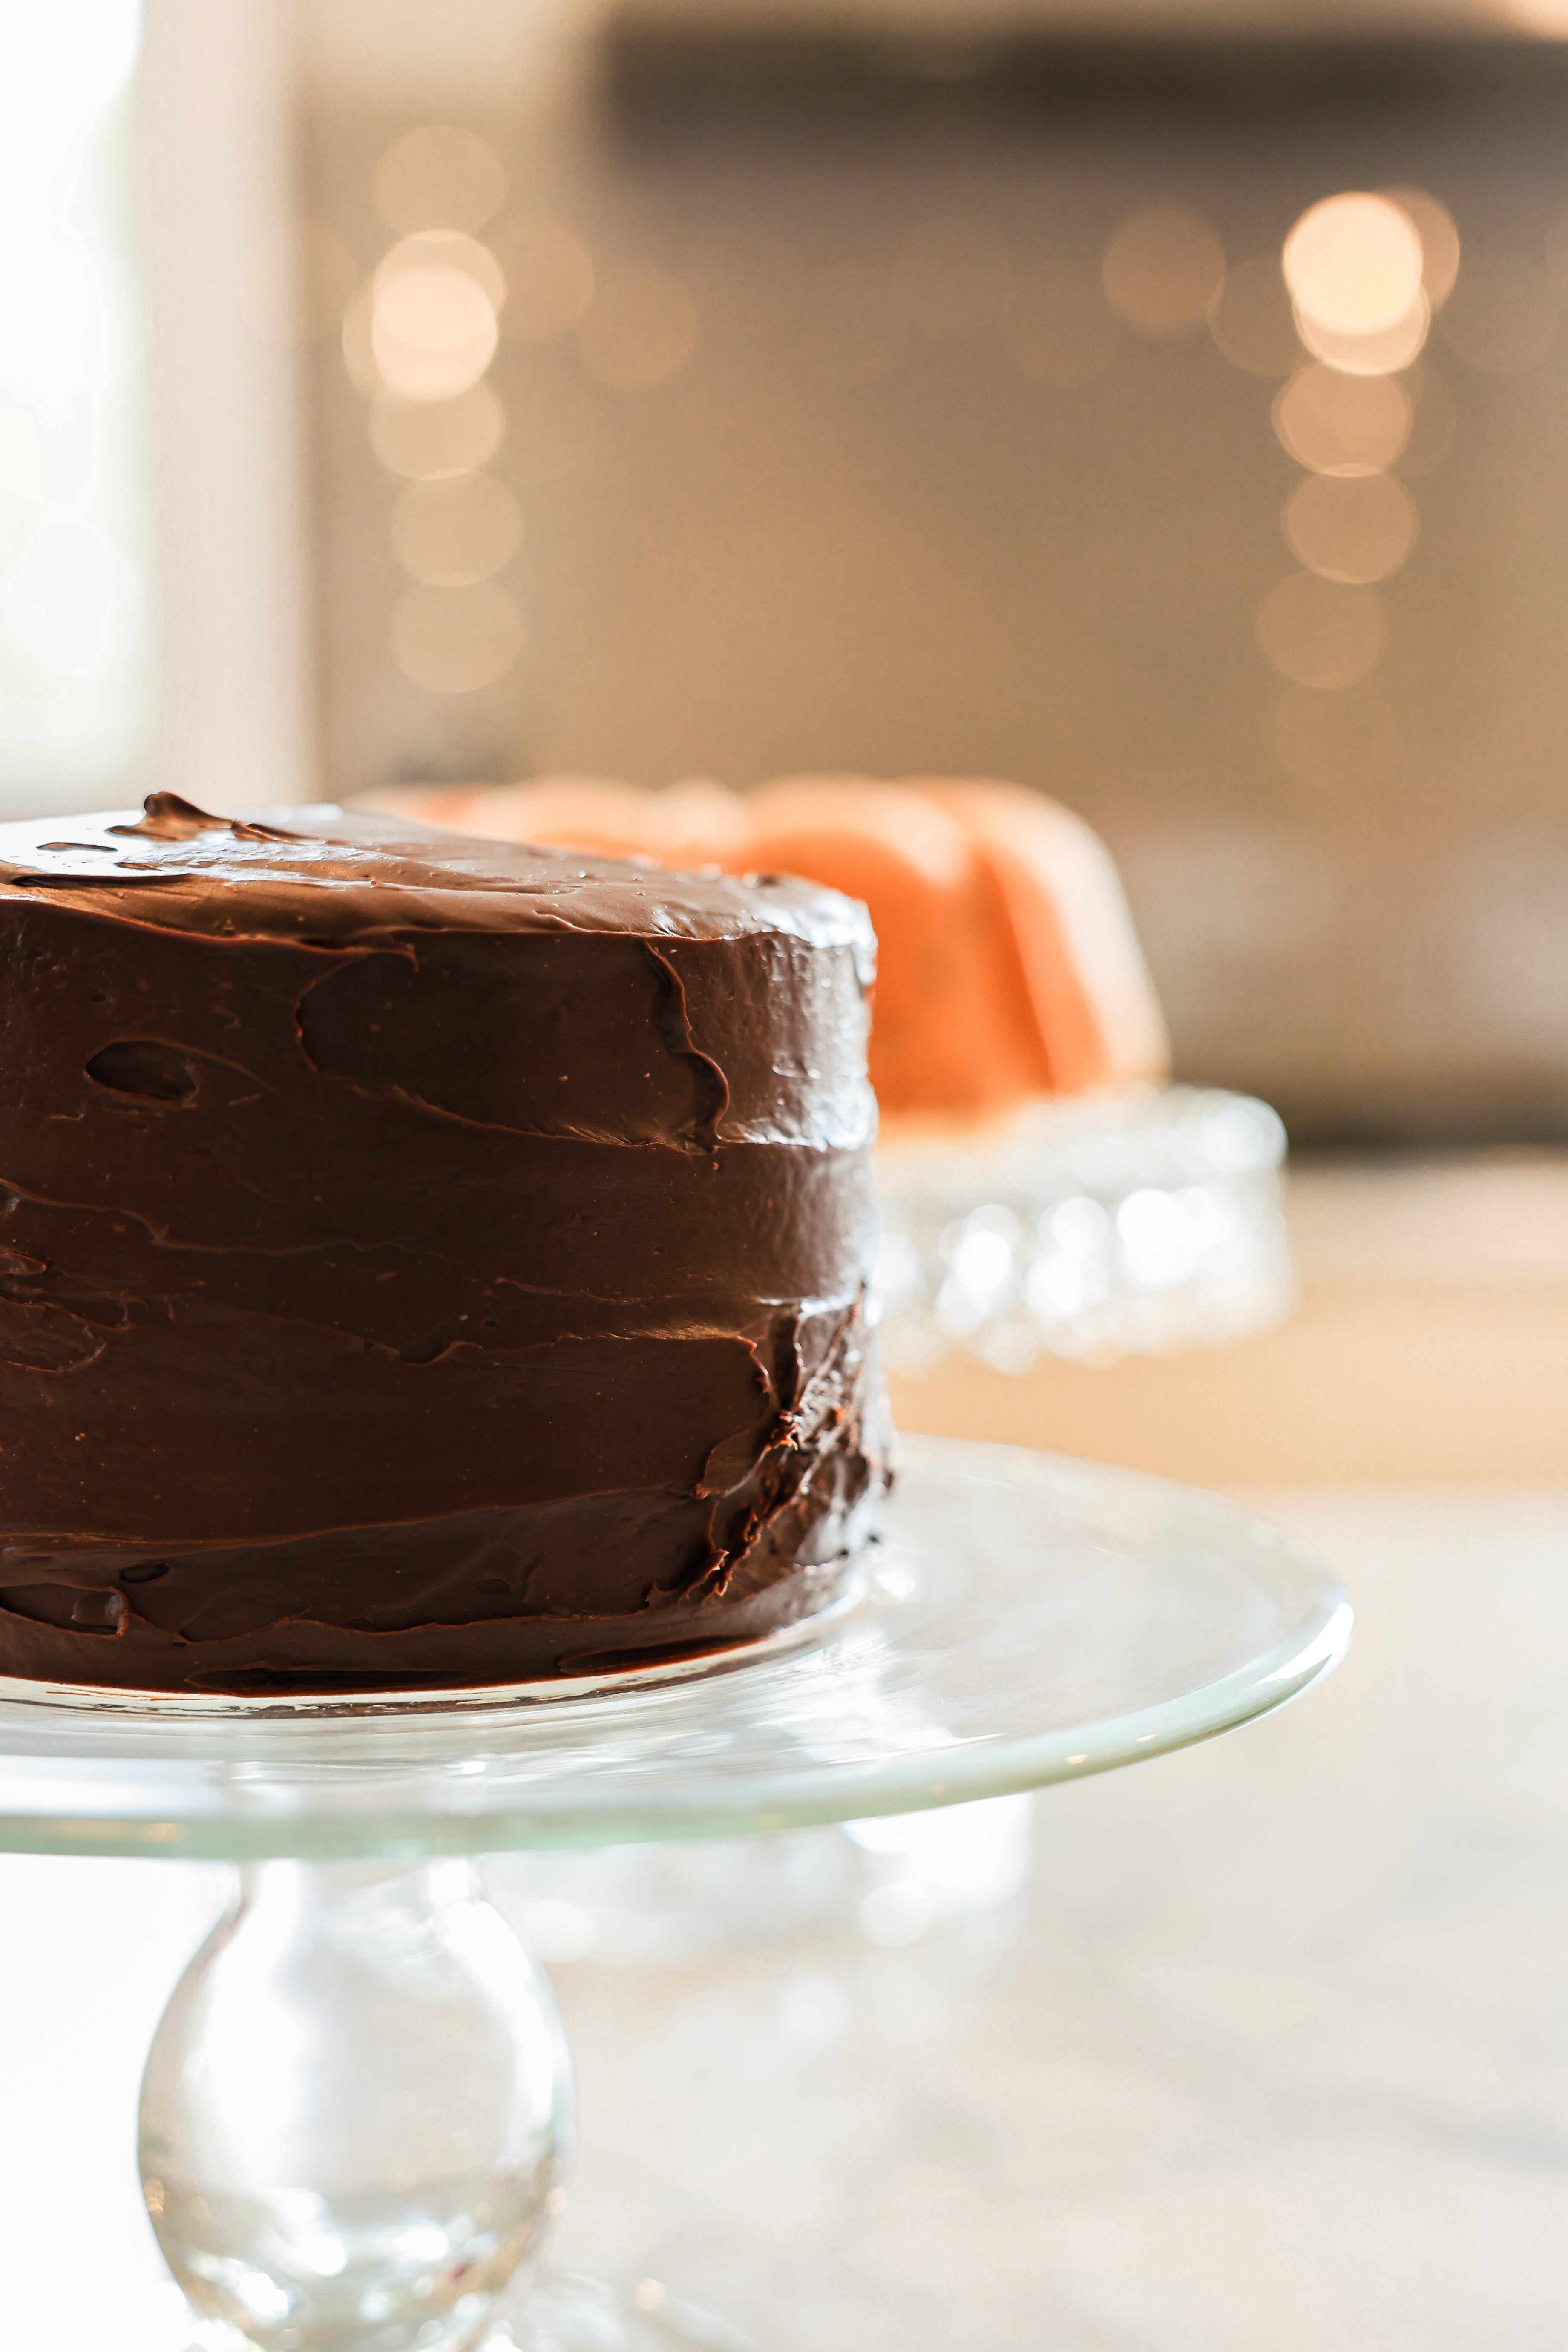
[5,1489,1566,2350]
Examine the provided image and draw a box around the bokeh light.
[1255,573,1386,689]
[373,126,508,237]
[389,472,522,586]
[1382,186,1462,310]
[1259,190,1452,706]
[999,260,1119,389]
[793,263,908,389]
[494,216,595,345]
[1283,193,1433,376]
[1285,194,1425,339]
[376,230,505,311]
[1207,253,1301,376]
[892,220,1015,343]
[1273,365,1412,474]
[575,264,697,390]
[1284,470,1418,584]
[369,382,506,481]
[371,232,503,403]
[348,135,526,707]
[1297,299,1430,377]
[1439,253,1560,374]
[390,580,524,693]
[371,265,498,400]
[1102,205,1225,340]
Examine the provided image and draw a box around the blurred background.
[15,0,1568,1141]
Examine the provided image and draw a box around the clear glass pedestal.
[0,1439,1350,2352]
[876,1084,1294,1375]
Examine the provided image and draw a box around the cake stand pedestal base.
[143,1855,758,2352]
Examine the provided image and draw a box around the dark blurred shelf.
[606,20,1568,141]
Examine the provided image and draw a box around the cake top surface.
[0,795,874,958]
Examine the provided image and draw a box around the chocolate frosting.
[0,796,888,1692]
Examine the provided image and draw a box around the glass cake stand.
[0,1438,1350,2352]
[875,1084,1295,1376]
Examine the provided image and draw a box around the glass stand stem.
[136,1857,759,2352]
[138,1857,573,2352]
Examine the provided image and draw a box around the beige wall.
[293,31,1568,1138]
[139,0,314,807]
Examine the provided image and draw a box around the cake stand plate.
[0,1438,1346,1862]
[0,1440,1350,2352]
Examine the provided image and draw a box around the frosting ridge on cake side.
[0,795,887,1692]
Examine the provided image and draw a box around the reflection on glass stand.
[486,1791,1037,1969]
[0,1440,1349,2352]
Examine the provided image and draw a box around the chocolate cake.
[0,795,888,1694]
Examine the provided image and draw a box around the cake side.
[0,797,888,1692]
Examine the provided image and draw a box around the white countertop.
[6,1487,1565,2350]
